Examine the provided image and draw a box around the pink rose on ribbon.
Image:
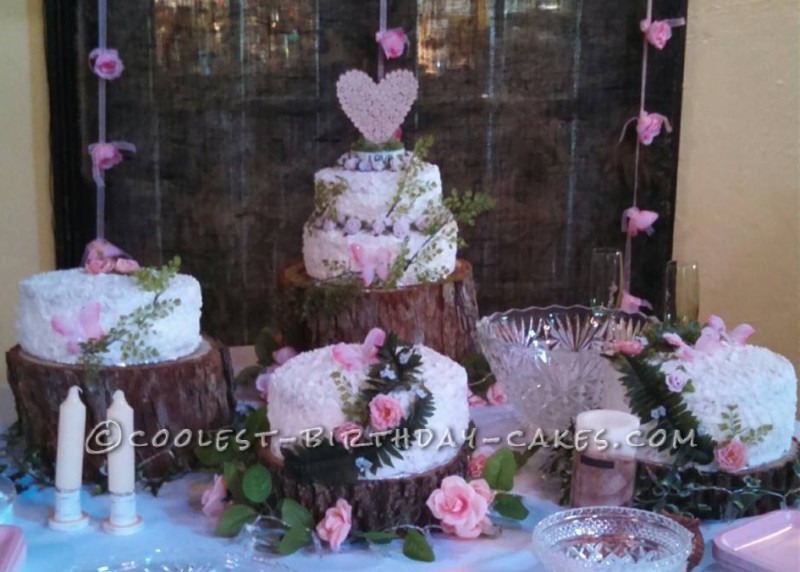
[88,141,136,187]
[426,475,490,540]
[467,391,486,408]
[201,474,227,518]
[621,291,653,314]
[51,302,105,354]
[316,499,352,552]
[114,258,140,274]
[333,422,364,449]
[89,48,124,80]
[332,328,386,371]
[715,439,747,473]
[486,382,507,406]
[640,19,673,50]
[622,207,659,237]
[666,371,689,393]
[375,28,408,59]
[468,447,494,479]
[368,394,405,431]
[636,111,672,145]
[349,244,395,287]
[613,339,644,356]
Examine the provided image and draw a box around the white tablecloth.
[9,403,741,571]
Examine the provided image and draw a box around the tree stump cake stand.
[6,336,235,481]
[280,260,479,362]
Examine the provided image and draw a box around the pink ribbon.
[331,328,386,371]
[350,244,395,287]
[621,206,658,237]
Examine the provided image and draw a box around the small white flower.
[380,365,396,380]
[651,406,667,420]
[398,351,411,365]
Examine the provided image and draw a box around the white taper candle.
[107,390,135,494]
[55,386,86,491]
[575,409,640,459]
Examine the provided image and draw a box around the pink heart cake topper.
[336,69,418,144]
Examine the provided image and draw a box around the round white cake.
[267,338,470,480]
[17,268,202,365]
[302,150,458,287]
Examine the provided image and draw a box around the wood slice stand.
[263,446,469,531]
[280,260,479,362]
[6,336,235,481]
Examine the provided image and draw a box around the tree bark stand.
[6,336,235,482]
[280,260,479,362]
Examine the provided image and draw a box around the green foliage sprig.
[387,135,435,218]
[443,188,496,248]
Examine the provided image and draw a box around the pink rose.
[114,258,140,274]
[90,142,123,171]
[486,382,507,406]
[333,422,364,449]
[368,394,404,431]
[469,478,496,504]
[640,19,673,50]
[375,28,408,59]
[89,48,124,80]
[315,499,352,552]
[273,346,297,365]
[665,371,688,393]
[613,340,644,356]
[392,127,403,141]
[468,446,494,479]
[715,439,747,473]
[85,257,115,275]
[468,391,486,408]
[426,475,490,539]
[201,474,227,518]
[636,111,672,145]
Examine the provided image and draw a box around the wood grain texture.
[6,337,235,481]
[281,260,479,361]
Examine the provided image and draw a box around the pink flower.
[89,142,123,171]
[51,302,105,354]
[636,111,672,145]
[715,439,747,473]
[201,474,227,518]
[622,207,659,237]
[315,499,352,552]
[663,332,696,361]
[469,478,496,504]
[468,446,494,479]
[468,391,486,408]
[85,257,115,275]
[613,340,644,356]
[333,422,364,449]
[368,394,404,431]
[114,258,140,274]
[640,19,673,50]
[666,371,689,393]
[486,382,507,406]
[621,291,652,314]
[332,328,386,371]
[273,346,297,365]
[89,48,124,80]
[426,475,490,540]
[392,127,403,141]
[375,28,408,60]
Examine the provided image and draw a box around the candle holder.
[102,492,143,535]
[48,488,89,532]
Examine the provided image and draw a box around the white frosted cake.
[17,267,202,366]
[267,328,469,479]
[303,149,458,287]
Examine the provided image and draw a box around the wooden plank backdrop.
[48,0,687,345]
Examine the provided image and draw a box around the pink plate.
[712,509,800,572]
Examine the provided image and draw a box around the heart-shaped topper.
[336,69,418,145]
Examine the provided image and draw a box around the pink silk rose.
[375,28,408,59]
[613,340,644,356]
[201,474,227,518]
[368,394,405,431]
[715,439,747,473]
[333,422,364,449]
[636,111,672,145]
[426,475,490,539]
[89,48,125,80]
[665,371,689,393]
[316,499,352,552]
[467,446,494,479]
[486,382,507,406]
[640,19,673,50]
[90,143,123,172]
[622,207,659,237]
[51,302,105,354]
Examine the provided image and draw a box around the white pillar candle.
[575,409,640,460]
[55,387,86,491]
[107,390,135,494]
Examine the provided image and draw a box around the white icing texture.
[17,269,203,365]
[267,344,470,479]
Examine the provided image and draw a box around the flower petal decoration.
[640,17,686,50]
[89,47,124,80]
[316,499,352,552]
[621,207,659,237]
[620,291,652,314]
[331,327,387,371]
[51,301,106,355]
[88,141,136,187]
[636,111,672,145]
[375,28,408,59]
[349,243,396,287]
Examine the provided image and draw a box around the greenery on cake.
[311,177,348,222]
[351,137,404,152]
[387,135,435,218]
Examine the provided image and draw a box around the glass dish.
[532,506,692,572]
[476,305,649,432]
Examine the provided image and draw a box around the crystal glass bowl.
[532,507,692,572]
[476,305,649,431]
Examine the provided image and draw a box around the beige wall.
[675,0,800,370]
[0,0,54,421]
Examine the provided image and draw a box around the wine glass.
[663,261,700,324]
[589,248,623,311]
